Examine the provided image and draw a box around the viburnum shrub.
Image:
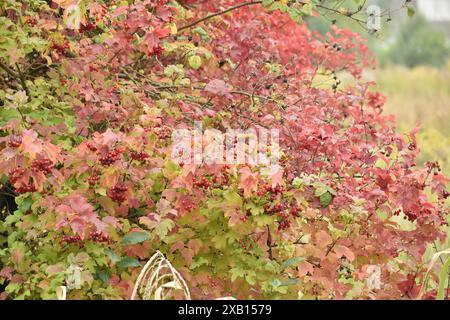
[0,0,448,300]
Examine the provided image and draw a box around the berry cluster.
[257,183,284,197]
[264,202,284,215]
[425,161,441,174]
[240,214,249,222]
[88,172,100,186]
[152,44,164,57]
[290,207,301,217]
[60,234,82,244]
[31,158,53,174]
[99,148,122,166]
[7,136,22,148]
[238,235,255,251]
[27,17,37,27]
[130,151,149,162]
[107,184,128,203]
[15,183,36,194]
[154,126,171,140]
[50,41,70,56]
[89,231,109,243]
[86,141,97,152]
[193,176,213,189]
[277,211,291,230]
[408,142,417,151]
[213,174,229,187]
[9,167,25,184]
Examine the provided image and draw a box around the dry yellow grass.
[372,64,450,176]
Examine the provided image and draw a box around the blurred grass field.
[372,63,450,176]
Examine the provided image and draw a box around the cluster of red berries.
[89,231,109,243]
[154,126,171,140]
[290,207,301,217]
[99,148,122,166]
[277,211,291,230]
[7,136,22,148]
[264,202,284,215]
[238,236,254,251]
[257,183,284,197]
[79,21,96,33]
[9,168,36,193]
[425,161,441,174]
[107,184,128,203]
[213,174,229,186]
[193,176,213,189]
[50,41,70,56]
[152,44,164,57]
[408,142,417,151]
[240,215,249,222]
[60,234,82,244]
[31,158,53,174]
[27,17,37,27]
[86,141,97,152]
[130,151,149,162]
[403,210,418,222]
[9,167,25,184]
[15,182,36,194]
[88,172,100,186]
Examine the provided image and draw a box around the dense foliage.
[0,0,448,300]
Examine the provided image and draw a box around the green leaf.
[116,257,141,269]
[155,219,175,240]
[292,177,302,189]
[301,3,313,16]
[188,55,202,70]
[121,231,150,246]
[320,191,333,207]
[105,249,121,264]
[18,195,33,213]
[407,6,415,17]
[230,268,245,282]
[281,256,305,270]
[271,278,298,287]
[193,27,210,41]
[262,0,275,7]
[96,269,110,285]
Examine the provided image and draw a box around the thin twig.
[15,63,30,101]
[0,61,19,78]
[178,1,263,32]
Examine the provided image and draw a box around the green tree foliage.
[382,16,450,68]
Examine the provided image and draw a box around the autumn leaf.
[238,166,259,198]
[204,79,229,95]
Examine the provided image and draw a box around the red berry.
[107,184,128,203]
[31,158,53,174]
[15,182,36,194]
[9,167,25,184]
[99,148,122,166]
[7,136,22,148]
[130,151,149,162]
[88,172,100,186]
